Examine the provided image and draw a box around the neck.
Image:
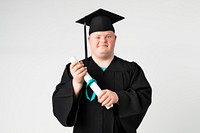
[92,55,114,68]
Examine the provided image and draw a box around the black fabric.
[52,56,152,133]
[76,8,124,35]
[76,8,124,27]
[89,16,115,35]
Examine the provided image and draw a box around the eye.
[94,36,100,39]
[107,35,112,38]
[106,35,112,39]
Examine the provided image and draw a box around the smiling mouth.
[98,44,108,47]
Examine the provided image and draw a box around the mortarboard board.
[76,8,124,59]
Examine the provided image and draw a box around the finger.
[105,99,114,107]
[73,68,87,83]
[71,60,84,69]
[70,61,78,70]
[72,63,84,73]
[75,67,87,75]
[98,93,109,103]
[70,62,83,73]
[98,90,107,100]
[76,67,87,77]
[101,97,111,106]
[79,61,84,65]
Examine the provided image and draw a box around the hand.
[98,89,119,107]
[70,61,87,96]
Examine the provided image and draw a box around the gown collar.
[86,56,117,72]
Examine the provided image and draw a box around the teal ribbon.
[85,79,97,101]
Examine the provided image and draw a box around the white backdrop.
[0,0,200,133]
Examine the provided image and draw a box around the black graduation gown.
[52,56,152,133]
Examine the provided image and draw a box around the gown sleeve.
[52,64,79,127]
[116,62,152,131]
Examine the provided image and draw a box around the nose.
[100,36,107,43]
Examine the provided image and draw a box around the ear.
[88,36,90,41]
[88,36,91,45]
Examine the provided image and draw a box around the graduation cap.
[76,8,124,59]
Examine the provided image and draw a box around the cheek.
[89,41,98,50]
[109,40,116,47]
[90,40,99,46]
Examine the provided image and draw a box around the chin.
[98,53,113,59]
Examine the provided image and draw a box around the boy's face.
[88,30,116,59]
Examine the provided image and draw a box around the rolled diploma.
[69,56,113,109]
